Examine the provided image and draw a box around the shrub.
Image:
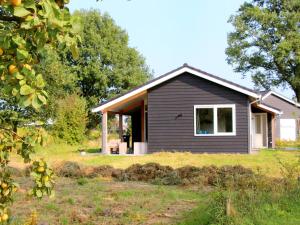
[77,178,88,186]
[275,139,300,148]
[86,129,101,140]
[52,94,87,145]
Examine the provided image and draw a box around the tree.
[226,0,300,100]
[53,94,87,145]
[35,47,78,121]
[66,10,152,127]
[0,0,78,220]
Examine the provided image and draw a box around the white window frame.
[194,104,236,136]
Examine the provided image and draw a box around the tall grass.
[180,158,300,225]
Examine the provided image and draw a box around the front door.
[252,113,268,148]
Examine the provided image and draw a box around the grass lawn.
[11,142,300,177]
[8,142,300,225]
[11,177,207,225]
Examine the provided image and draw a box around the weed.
[77,177,88,186]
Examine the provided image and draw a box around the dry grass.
[10,141,300,177]
[11,177,205,225]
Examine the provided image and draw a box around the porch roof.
[255,103,282,115]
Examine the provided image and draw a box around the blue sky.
[69,0,293,98]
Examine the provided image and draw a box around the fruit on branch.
[10,0,21,7]
[8,64,18,75]
[37,166,45,173]
[0,48,3,56]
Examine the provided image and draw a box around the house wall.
[147,72,250,153]
[263,94,300,139]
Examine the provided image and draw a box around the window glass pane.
[217,108,233,133]
[196,108,214,134]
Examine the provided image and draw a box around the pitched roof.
[261,90,300,107]
[92,64,261,113]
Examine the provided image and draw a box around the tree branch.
[0,15,23,23]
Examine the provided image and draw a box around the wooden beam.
[105,91,147,112]
[102,111,108,154]
[120,101,144,114]
[272,115,276,149]
[119,114,123,141]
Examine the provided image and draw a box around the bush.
[275,138,300,148]
[52,94,87,145]
[86,129,101,140]
[77,178,88,186]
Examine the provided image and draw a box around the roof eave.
[92,66,260,113]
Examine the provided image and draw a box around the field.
[12,177,207,225]
[11,142,300,177]
[9,142,300,224]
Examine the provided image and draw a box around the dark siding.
[263,94,300,139]
[147,72,249,153]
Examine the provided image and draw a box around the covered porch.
[101,92,148,155]
[250,103,281,151]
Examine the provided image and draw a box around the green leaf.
[22,96,32,107]
[37,94,47,104]
[32,95,41,110]
[36,74,45,88]
[24,0,37,12]
[16,74,24,80]
[12,36,26,46]
[36,189,43,198]
[12,88,18,96]
[17,49,29,60]
[20,85,34,95]
[13,7,31,17]
[70,43,79,59]
[19,80,26,86]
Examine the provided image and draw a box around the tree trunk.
[294,87,300,103]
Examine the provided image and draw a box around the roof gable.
[92,64,260,113]
[262,91,300,108]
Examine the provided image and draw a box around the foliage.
[35,47,78,121]
[0,0,78,220]
[64,10,152,127]
[86,129,101,140]
[275,138,300,148]
[226,0,300,100]
[52,94,87,144]
[192,158,300,225]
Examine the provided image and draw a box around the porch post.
[272,115,276,149]
[102,111,108,154]
[119,114,123,141]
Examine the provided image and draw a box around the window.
[194,104,236,136]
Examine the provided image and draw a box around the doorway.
[252,113,268,148]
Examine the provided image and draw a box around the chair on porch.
[108,139,128,155]
[108,139,121,154]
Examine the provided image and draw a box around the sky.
[69,0,294,98]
